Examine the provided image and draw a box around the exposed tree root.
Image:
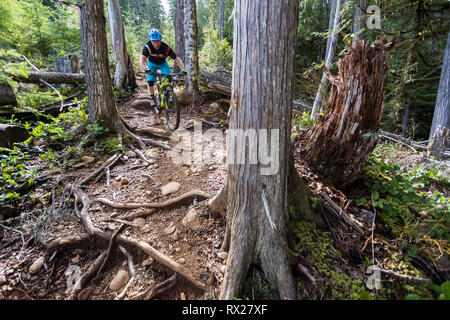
[68,251,107,300]
[131,273,177,300]
[118,209,155,221]
[139,136,171,150]
[64,184,207,292]
[116,245,136,300]
[97,224,126,277]
[78,153,122,187]
[207,184,227,218]
[129,99,152,110]
[135,127,172,140]
[39,233,91,250]
[96,190,208,209]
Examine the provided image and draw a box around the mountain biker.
[139,28,186,113]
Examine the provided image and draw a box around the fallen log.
[199,71,231,95]
[0,82,17,106]
[13,71,85,85]
[0,124,30,148]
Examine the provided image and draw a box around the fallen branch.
[379,133,417,152]
[131,273,177,300]
[97,224,126,277]
[139,136,171,150]
[319,192,365,235]
[378,268,431,282]
[78,153,122,187]
[96,190,208,210]
[297,263,316,283]
[68,251,107,300]
[129,145,150,165]
[116,245,136,300]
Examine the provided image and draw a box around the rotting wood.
[301,38,397,188]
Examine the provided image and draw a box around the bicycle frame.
[146,70,181,110]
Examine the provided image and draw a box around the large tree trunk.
[311,0,342,117]
[302,39,394,188]
[184,0,199,93]
[108,0,136,90]
[429,32,450,140]
[79,0,123,131]
[173,0,185,73]
[0,82,17,106]
[220,0,299,300]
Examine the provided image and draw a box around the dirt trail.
[0,76,230,300]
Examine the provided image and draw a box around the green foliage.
[292,111,318,133]
[358,154,449,242]
[0,98,88,207]
[0,48,30,90]
[289,219,365,299]
[405,281,450,300]
[198,27,232,71]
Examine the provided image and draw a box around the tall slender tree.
[429,32,450,140]
[184,0,199,93]
[108,0,136,90]
[173,0,185,72]
[220,0,299,300]
[218,0,224,41]
[78,0,142,148]
[311,0,342,117]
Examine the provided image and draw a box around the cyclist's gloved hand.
[144,68,151,74]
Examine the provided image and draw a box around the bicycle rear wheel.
[164,90,180,131]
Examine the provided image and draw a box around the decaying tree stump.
[427,125,450,160]
[55,55,80,74]
[301,38,396,188]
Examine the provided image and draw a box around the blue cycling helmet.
[149,28,162,41]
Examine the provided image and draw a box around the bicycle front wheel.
[164,90,180,131]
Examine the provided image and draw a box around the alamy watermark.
[169,121,280,175]
[366,5,381,30]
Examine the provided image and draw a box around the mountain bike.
[145,69,184,131]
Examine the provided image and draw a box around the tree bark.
[218,0,224,41]
[302,39,395,188]
[427,125,450,159]
[78,0,123,131]
[0,82,17,106]
[352,0,365,44]
[429,32,450,140]
[184,0,199,93]
[311,0,342,117]
[173,0,185,73]
[220,0,299,300]
[108,0,136,90]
